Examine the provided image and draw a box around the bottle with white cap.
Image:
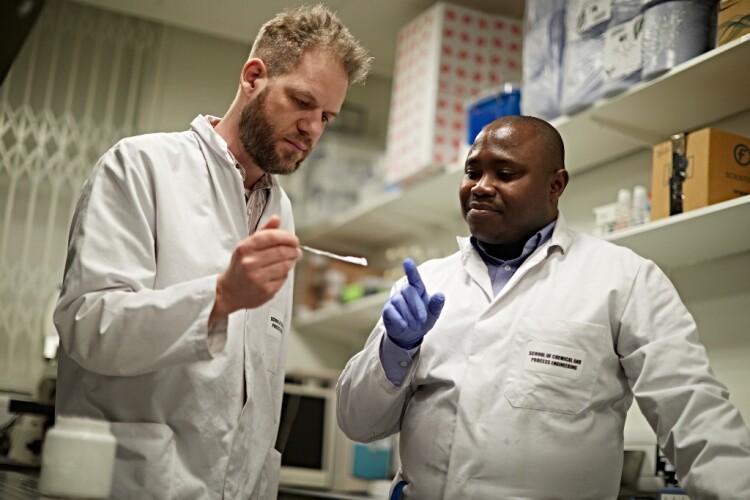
[630,185,650,227]
[614,188,632,231]
[38,415,117,499]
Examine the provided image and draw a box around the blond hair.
[250,4,372,85]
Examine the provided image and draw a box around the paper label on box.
[578,0,612,33]
[603,15,643,80]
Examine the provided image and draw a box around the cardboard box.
[650,128,750,220]
[717,0,750,46]
[384,2,523,185]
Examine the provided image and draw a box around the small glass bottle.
[38,416,117,499]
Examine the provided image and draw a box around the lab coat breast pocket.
[504,317,607,414]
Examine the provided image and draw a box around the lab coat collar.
[193,115,278,191]
[456,213,571,298]
[190,115,237,171]
[549,212,572,255]
[191,114,288,234]
[456,212,571,258]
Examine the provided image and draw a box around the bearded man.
[53,5,371,499]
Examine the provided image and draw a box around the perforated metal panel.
[0,0,162,392]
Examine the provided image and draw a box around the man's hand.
[209,215,301,325]
[382,258,445,349]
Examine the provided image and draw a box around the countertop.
[0,471,376,500]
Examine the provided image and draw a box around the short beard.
[238,86,306,176]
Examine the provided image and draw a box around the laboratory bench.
[0,472,376,500]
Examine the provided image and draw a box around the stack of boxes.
[384,2,522,186]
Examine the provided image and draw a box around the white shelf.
[292,291,388,348]
[605,196,750,271]
[554,35,750,173]
[294,196,750,346]
[297,37,750,255]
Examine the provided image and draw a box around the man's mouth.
[468,202,499,212]
[284,138,309,153]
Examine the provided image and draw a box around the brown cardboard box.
[650,128,750,220]
[718,0,750,46]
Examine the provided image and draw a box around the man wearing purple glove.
[336,116,750,499]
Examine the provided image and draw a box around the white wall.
[139,26,249,133]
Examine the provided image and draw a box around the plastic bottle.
[630,185,650,227]
[38,416,117,499]
[614,188,632,231]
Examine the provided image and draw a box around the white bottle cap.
[632,185,648,208]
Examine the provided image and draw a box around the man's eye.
[294,98,309,108]
[322,114,330,124]
[465,170,480,180]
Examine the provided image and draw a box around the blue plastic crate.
[466,85,521,144]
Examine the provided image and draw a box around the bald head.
[480,115,565,172]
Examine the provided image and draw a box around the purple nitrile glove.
[382,258,446,350]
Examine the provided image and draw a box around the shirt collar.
[470,218,557,266]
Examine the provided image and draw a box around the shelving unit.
[297,36,750,256]
[293,35,750,345]
[556,35,750,173]
[293,196,750,344]
[605,196,750,271]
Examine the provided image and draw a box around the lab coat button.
[504,264,512,271]
[399,361,408,367]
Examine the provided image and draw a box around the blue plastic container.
[351,441,392,480]
[466,84,521,144]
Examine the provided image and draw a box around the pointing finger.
[402,258,426,296]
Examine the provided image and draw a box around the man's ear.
[550,168,569,202]
[240,58,267,97]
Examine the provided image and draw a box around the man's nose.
[297,112,324,140]
[471,175,495,195]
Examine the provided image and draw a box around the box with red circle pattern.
[385,2,523,185]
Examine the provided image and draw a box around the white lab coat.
[54,115,293,499]
[337,215,750,500]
